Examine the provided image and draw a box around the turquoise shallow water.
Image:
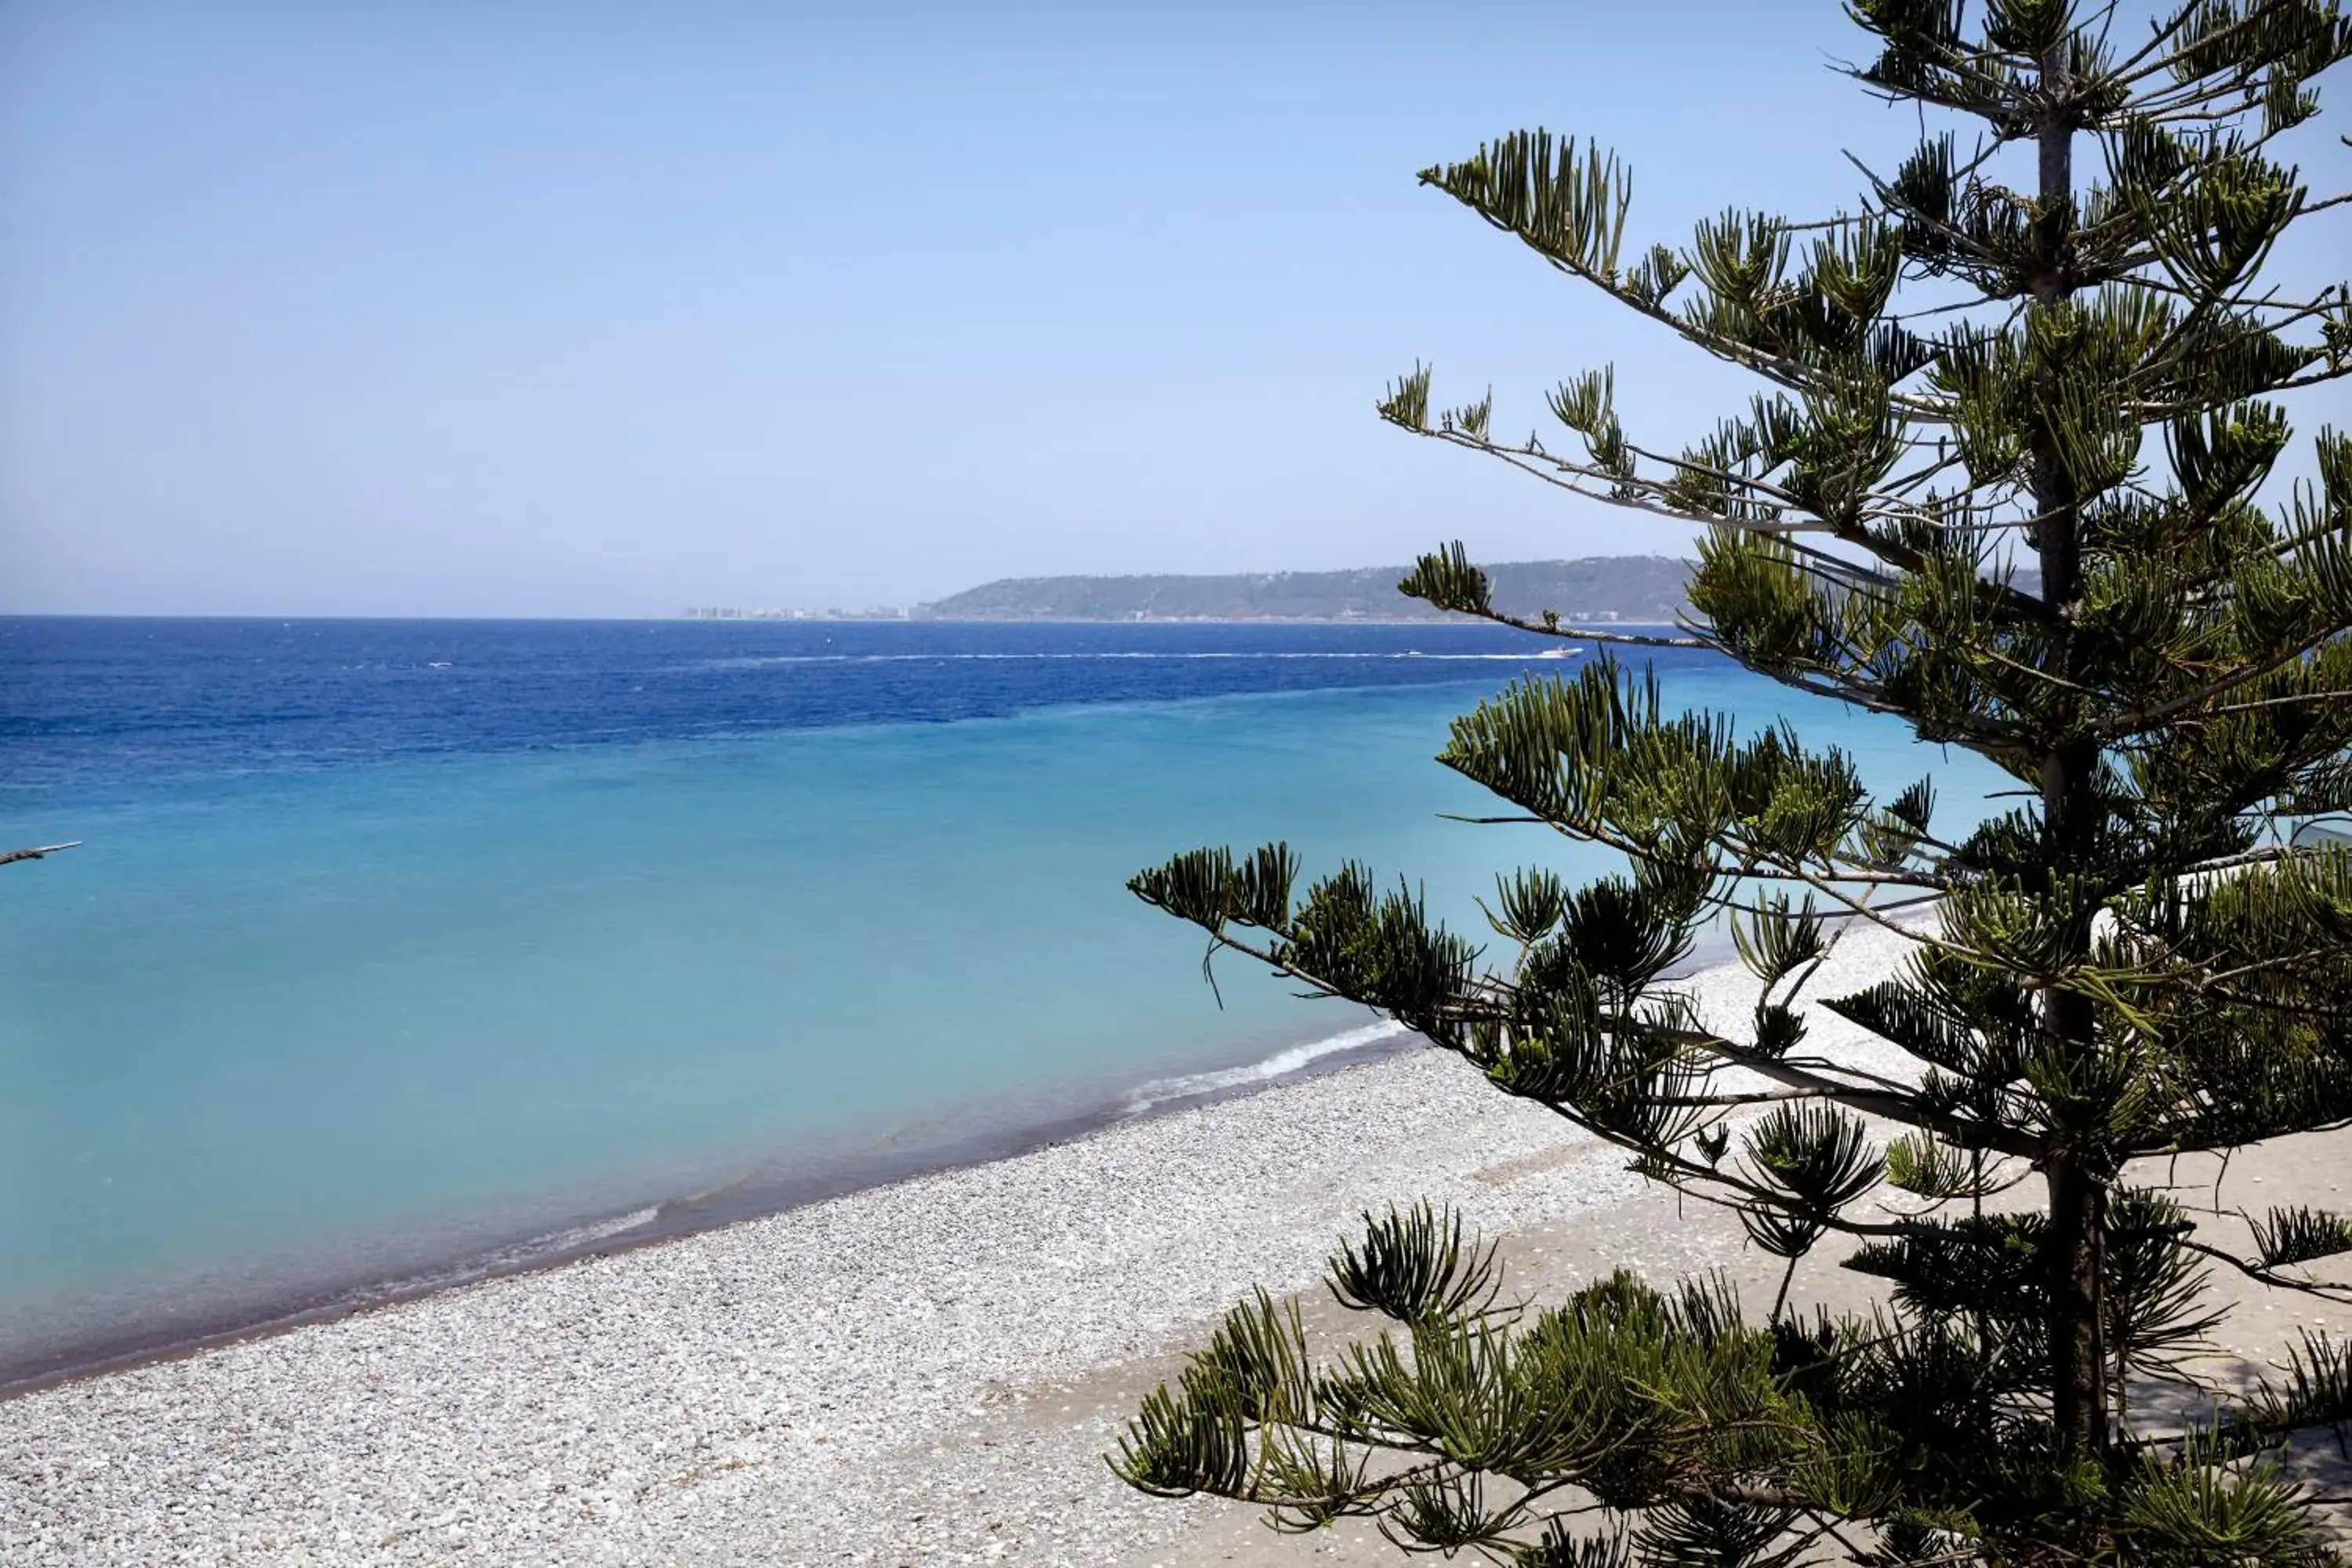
[0,618,2005,1372]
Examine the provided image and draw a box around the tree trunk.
[2045,1147,2110,1454]
[2031,36,2110,1461]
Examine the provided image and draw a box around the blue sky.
[2,2,2346,616]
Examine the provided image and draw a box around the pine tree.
[1112,3,2352,1561]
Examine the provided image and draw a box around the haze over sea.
[0,616,2003,1381]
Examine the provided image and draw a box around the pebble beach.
[1,1034,1654,1566]
[14,916,2339,1566]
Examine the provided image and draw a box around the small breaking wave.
[372,1204,666,1301]
[1122,1020,1414,1115]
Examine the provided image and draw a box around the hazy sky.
[3,3,2347,616]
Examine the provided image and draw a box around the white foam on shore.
[1121,1020,1413,1114]
[477,1205,664,1269]
[326,1204,670,1312]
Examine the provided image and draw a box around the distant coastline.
[679,554,1696,626]
[673,552,2053,626]
[673,612,1687,627]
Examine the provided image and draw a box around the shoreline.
[4,1043,1659,1566]
[0,927,1891,1566]
[8,914,2343,1562]
[1,929,1744,1403]
[0,1016,1432,1401]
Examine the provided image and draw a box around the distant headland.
[678,555,1693,624]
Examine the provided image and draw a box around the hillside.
[917,556,1693,622]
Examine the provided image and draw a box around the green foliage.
[1418,131,1632,284]
[1116,3,2352,1563]
[2252,1205,2352,1267]
[2119,1432,2332,1565]
[1740,1105,1883,1260]
[1330,1202,1504,1325]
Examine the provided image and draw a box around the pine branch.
[2176,1237,2352,1303]
[0,842,80,868]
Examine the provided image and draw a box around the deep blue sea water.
[0,617,2005,1377]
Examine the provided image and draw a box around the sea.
[0,616,2006,1384]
